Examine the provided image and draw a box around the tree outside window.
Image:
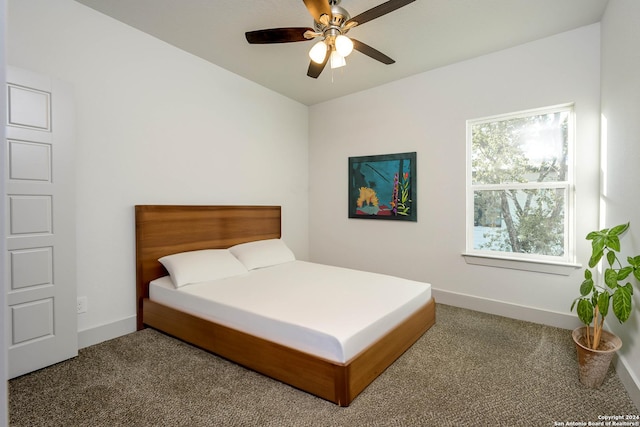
[467,105,574,262]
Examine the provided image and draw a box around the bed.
[135,205,436,406]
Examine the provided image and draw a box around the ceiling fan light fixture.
[329,50,346,69]
[309,40,328,64]
[335,35,353,57]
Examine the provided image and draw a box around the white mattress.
[149,260,432,363]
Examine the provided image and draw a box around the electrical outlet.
[77,296,88,314]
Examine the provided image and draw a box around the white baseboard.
[431,288,583,329]
[77,315,137,349]
[432,288,640,411]
[615,356,640,411]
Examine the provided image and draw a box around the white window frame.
[463,104,580,275]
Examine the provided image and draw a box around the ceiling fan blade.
[346,0,415,27]
[245,28,315,44]
[307,46,330,78]
[303,0,332,23]
[352,39,395,64]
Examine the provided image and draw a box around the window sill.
[461,253,582,276]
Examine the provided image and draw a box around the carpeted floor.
[9,304,639,426]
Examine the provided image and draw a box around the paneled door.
[5,66,77,378]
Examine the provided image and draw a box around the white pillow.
[158,249,248,288]
[229,239,296,270]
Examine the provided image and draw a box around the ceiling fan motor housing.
[314,1,351,35]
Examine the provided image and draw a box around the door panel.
[11,298,54,344]
[5,66,77,378]
[7,84,51,130]
[10,247,53,290]
[8,139,51,181]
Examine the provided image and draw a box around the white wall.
[600,0,640,409]
[7,0,310,346]
[309,24,601,327]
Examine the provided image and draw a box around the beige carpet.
[9,304,638,426]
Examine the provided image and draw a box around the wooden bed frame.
[135,205,436,406]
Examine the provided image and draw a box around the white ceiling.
[73,0,609,106]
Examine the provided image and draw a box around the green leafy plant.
[571,222,640,350]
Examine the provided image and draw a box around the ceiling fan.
[245,0,416,78]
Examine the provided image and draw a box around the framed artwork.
[348,152,417,221]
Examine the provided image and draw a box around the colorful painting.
[348,152,417,221]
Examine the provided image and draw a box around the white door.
[5,66,77,378]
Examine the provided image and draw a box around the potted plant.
[570,222,640,388]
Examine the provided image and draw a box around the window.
[465,104,575,269]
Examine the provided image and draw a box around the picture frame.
[348,152,417,221]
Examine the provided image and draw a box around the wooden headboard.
[135,205,281,330]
